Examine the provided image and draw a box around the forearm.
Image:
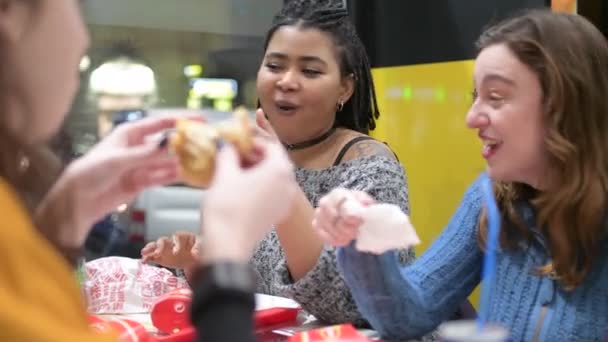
[192,213,259,342]
[34,172,86,265]
[338,177,486,340]
[275,189,323,280]
[338,247,435,339]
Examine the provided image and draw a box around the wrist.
[200,234,255,264]
[274,188,307,231]
[200,217,257,264]
[190,261,256,317]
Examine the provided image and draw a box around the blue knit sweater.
[337,176,608,341]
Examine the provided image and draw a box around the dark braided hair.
[262,0,380,134]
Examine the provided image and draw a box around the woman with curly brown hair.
[314,9,608,342]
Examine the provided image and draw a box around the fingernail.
[158,136,169,149]
[158,130,174,149]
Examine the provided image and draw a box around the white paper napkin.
[341,200,421,254]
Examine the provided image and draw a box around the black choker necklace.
[282,127,336,151]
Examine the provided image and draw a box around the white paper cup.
[438,320,510,342]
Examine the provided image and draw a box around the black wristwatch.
[191,261,257,312]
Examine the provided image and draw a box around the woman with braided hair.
[250,0,413,325]
[143,0,448,333]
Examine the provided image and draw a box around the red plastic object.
[150,289,193,334]
[254,307,300,327]
[151,289,300,332]
[287,324,373,342]
[155,326,196,342]
[88,314,106,325]
[90,317,151,342]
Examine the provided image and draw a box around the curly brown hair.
[477,9,608,289]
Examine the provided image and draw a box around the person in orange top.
[0,0,298,341]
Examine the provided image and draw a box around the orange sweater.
[0,179,114,341]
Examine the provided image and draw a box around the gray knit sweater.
[251,155,413,326]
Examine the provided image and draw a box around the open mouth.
[275,100,299,115]
[482,140,502,159]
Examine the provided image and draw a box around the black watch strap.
[191,262,256,314]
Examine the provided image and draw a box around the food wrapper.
[341,200,421,254]
[84,257,189,314]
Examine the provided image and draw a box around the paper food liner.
[255,293,300,310]
[341,200,420,254]
[83,256,189,314]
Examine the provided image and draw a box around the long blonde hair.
[477,10,608,289]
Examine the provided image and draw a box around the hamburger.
[169,109,254,187]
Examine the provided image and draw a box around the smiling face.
[466,43,549,188]
[256,25,354,145]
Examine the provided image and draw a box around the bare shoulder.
[339,135,397,162]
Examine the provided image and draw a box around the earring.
[17,151,30,173]
[336,100,344,112]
